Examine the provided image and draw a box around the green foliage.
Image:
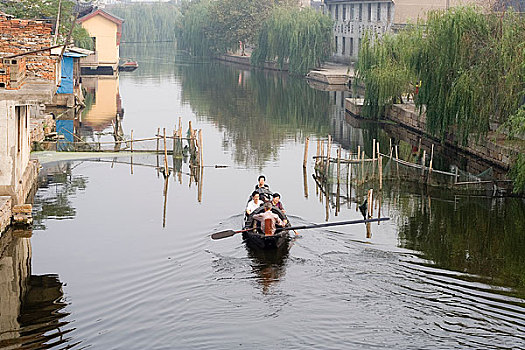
[509,154,525,194]
[356,7,525,145]
[73,26,93,50]
[356,28,422,118]
[0,0,71,19]
[205,0,274,53]
[108,3,181,43]
[251,7,333,75]
[0,0,93,50]
[178,0,215,56]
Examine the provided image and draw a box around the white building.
[324,0,394,63]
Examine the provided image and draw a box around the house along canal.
[1,43,524,349]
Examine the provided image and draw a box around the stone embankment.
[345,98,521,170]
[387,103,520,170]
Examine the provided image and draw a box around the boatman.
[246,191,263,216]
[252,202,284,236]
[254,175,272,201]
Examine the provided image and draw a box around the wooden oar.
[211,227,257,240]
[211,217,390,240]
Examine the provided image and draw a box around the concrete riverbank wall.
[345,99,520,170]
[217,54,289,72]
[387,104,519,170]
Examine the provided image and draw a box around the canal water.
[1,43,524,349]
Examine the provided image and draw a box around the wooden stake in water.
[199,129,204,167]
[361,150,365,182]
[428,144,434,183]
[379,156,383,190]
[303,166,309,198]
[367,189,373,218]
[421,149,426,177]
[326,135,332,171]
[156,127,160,154]
[164,128,169,175]
[395,145,399,178]
[303,137,309,168]
[131,129,134,153]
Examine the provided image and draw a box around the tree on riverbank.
[177,0,332,74]
[108,3,181,43]
[356,7,525,193]
[0,0,93,49]
[251,7,333,75]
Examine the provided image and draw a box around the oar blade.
[211,230,237,240]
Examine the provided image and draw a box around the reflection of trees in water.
[32,162,87,230]
[386,184,525,296]
[119,42,189,81]
[0,229,73,349]
[179,61,331,166]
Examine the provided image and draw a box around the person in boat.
[271,193,285,213]
[254,175,272,201]
[246,191,263,216]
[252,202,285,236]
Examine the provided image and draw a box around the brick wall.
[0,17,56,86]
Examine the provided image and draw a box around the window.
[350,4,354,20]
[342,37,346,54]
[387,3,391,22]
[377,3,381,21]
[335,5,339,20]
[335,36,338,53]
[359,4,363,21]
[368,3,372,21]
[342,5,346,21]
[350,37,354,56]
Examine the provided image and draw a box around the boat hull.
[243,206,290,250]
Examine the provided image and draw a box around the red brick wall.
[0,17,56,84]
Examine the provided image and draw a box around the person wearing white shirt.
[246,191,263,215]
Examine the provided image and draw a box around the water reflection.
[177,60,332,167]
[246,243,290,295]
[32,162,87,230]
[81,75,122,133]
[0,228,72,349]
[394,187,525,296]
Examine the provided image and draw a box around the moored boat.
[242,205,291,250]
[118,60,139,72]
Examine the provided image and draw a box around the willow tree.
[109,3,181,43]
[356,27,423,118]
[251,7,333,75]
[357,7,524,145]
[178,0,215,56]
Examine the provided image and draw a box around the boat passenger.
[246,191,263,215]
[254,175,272,201]
[252,202,284,236]
[271,192,285,213]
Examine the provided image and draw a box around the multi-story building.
[324,0,394,63]
[324,0,491,63]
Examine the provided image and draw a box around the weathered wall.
[0,229,31,337]
[0,100,32,202]
[0,197,12,234]
[387,104,518,170]
[0,17,56,82]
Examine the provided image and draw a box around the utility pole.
[446,0,450,10]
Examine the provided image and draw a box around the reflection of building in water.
[81,74,123,132]
[0,228,71,348]
[329,89,367,151]
[246,245,289,295]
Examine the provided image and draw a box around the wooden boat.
[242,205,291,250]
[118,60,139,72]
